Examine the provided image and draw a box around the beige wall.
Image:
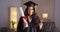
[21,0,55,21]
[0,0,21,27]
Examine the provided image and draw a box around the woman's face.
[28,7,34,16]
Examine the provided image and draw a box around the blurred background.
[0,0,60,32]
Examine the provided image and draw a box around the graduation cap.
[24,1,38,7]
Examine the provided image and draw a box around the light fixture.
[42,13,48,19]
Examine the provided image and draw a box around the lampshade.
[42,13,48,19]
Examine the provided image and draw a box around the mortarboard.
[24,1,38,7]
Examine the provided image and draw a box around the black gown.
[17,15,41,32]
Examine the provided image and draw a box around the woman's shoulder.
[19,16,23,20]
[19,16,23,22]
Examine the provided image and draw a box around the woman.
[17,1,41,32]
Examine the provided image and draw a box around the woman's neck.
[28,16,32,19]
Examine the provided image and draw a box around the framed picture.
[9,6,18,31]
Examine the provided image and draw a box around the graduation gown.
[17,15,41,32]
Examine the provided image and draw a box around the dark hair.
[24,6,36,16]
[24,6,40,27]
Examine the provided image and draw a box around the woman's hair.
[24,6,36,16]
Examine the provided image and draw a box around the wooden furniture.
[1,27,8,32]
[41,19,55,32]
